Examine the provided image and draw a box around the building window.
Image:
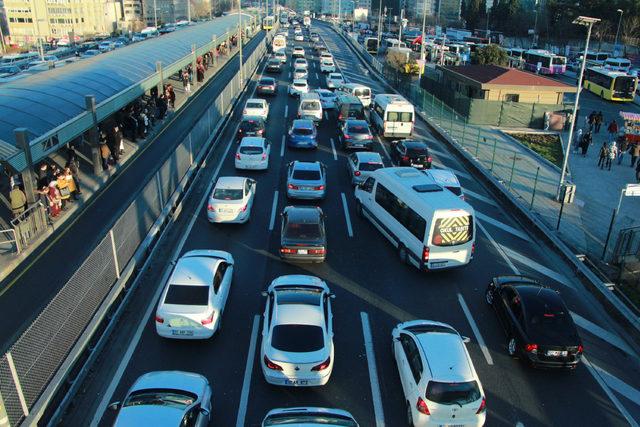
[504,94,520,102]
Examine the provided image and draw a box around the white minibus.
[338,83,372,107]
[370,94,414,138]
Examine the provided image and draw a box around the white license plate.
[298,249,308,254]
[546,350,568,357]
[219,208,234,213]
[411,163,424,168]
[301,186,313,190]
[430,261,448,268]
[284,379,308,385]
[171,329,194,336]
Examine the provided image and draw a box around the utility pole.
[188,0,191,22]
[154,0,158,28]
[238,0,243,82]
[398,8,403,43]
[418,0,427,78]
[377,1,383,48]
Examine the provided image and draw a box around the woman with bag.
[56,172,72,208]
[47,181,61,218]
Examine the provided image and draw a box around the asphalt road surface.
[67,23,640,427]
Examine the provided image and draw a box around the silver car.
[262,407,359,426]
[286,161,327,200]
[346,151,384,185]
[109,371,212,427]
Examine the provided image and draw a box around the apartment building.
[144,0,188,26]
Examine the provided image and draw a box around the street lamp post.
[377,1,383,48]
[154,0,158,28]
[418,0,427,79]
[614,9,623,56]
[556,16,600,201]
[238,0,243,82]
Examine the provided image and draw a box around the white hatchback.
[289,79,309,96]
[243,98,269,120]
[392,320,486,427]
[207,176,256,223]
[261,275,334,387]
[235,137,270,170]
[155,250,234,339]
[326,73,344,89]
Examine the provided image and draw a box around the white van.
[338,83,372,107]
[370,94,414,138]
[298,92,323,122]
[272,34,287,53]
[354,167,475,270]
[380,38,406,53]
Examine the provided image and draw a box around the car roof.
[239,137,265,146]
[292,119,314,128]
[274,302,323,326]
[215,176,246,189]
[415,330,474,382]
[346,119,369,127]
[516,285,566,311]
[427,169,460,186]
[293,160,321,171]
[402,139,428,148]
[171,255,219,286]
[355,151,383,163]
[284,205,322,222]
[246,98,265,104]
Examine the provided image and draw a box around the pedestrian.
[618,138,628,165]
[47,181,62,218]
[100,143,111,171]
[166,84,176,109]
[607,119,619,138]
[597,142,609,169]
[573,128,583,153]
[594,111,603,133]
[182,69,191,94]
[37,162,52,188]
[157,94,168,119]
[581,131,592,156]
[64,167,80,200]
[606,142,617,170]
[56,172,71,208]
[588,111,596,130]
[631,143,640,167]
[9,185,27,218]
[114,125,124,156]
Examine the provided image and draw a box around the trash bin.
[560,183,576,204]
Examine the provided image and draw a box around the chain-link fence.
[0,27,271,426]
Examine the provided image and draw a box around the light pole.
[154,0,158,28]
[614,9,623,56]
[418,0,427,79]
[188,0,191,22]
[556,16,600,201]
[377,1,383,48]
[238,0,243,82]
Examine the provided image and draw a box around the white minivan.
[354,167,475,270]
[338,83,372,107]
[298,92,323,122]
[370,94,414,138]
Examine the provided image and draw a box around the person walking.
[64,167,80,200]
[588,111,596,131]
[618,138,628,165]
[607,119,619,139]
[100,143,111,171]
[597,142,609,169]
[594,111,604,133]
[606,142,617,170]
[56,172,71,208]
[573,128,583,153]
[631,143,640,167]
[47,181,62,218]
[581,131,592,156]
[166,84,176,109]
[182,69,191,95]
[9,185,27,218]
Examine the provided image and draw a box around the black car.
[485,276,583,369]
[280,206,326,263]
[257,77,277,96]
[339,119,374,150]
[266,57,282,73]
[237,116,266,141]
[390,139,432,169]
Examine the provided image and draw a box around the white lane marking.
[315,72,319,79]
[268,191,279,231]
[457,293,494,365]
[516,423,525,427]
[427,146,451,159]
[235,315,261,427]
[340,193,354,238]
[280,135,285,157]
[571,312,637,357]
[463,189,499,207]
[500,246,573,288]
[476,212,532,242]
[591,362,640,407]
[583,356,640,427]
[288,71,292,79]
[324,111,328,120]
[477,221,520,274]
[284,105,288,118]
[360,312,386,427]
[329,137,338,160]
[375,135,391,161]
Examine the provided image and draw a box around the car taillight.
[344,134,351,139]
[280,248,298,254]
[207,204,216,212]
[236,153,241,160]
[525,343,538,353]
[263,355,283,371]
[155,315,164,323]
[366,135,373,139]
[416,397,430,415]
[427,156,433,163]
[471,243,475,255]
[311,356,331,371]
[243,109,247,115]
[201,313,214,325]
[240,205,247,212]
[309,248,326,254]
[261,153,267,160]
[577,344,584,353]
[354,170,361,176]
[401,156,409,161]
[422,246,430,262]
[257,129,264,135]
[288,184,299,190]
[338,113,343,120]
[476,396,486,414]
[314,185,325,190]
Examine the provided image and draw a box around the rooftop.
[442,65,574,89]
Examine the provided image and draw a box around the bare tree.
[593,20,613,50]
[622,15,640,45]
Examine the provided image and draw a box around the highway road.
[66,22,640,427]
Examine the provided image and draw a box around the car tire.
[508,337,518,358]
[485,287,494,305]
[398,244,408,265]
[355,200,363,217]
[406,401,415,427]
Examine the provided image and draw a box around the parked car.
[390,139,432,169]
[155,250,234,337]
[235,137,271,170]
[257,77,277,96]
[279,208,327,262]
[339,119,374,150]
[109,371,212,427]
[237,116,266,140]
[262,407,358,426]
[98,41,115,52]
[82,49,101,57]
[266,57,282,72]
[485,276,583,369]
[287,119,317,148]
[346,151,384,185]
[289,79,309,97]
[392,320,486,427]
[206,177,256,224]
[326,72,345,89]
[243,98,269,120]
[286,160,327,200]
[315,89,337,109]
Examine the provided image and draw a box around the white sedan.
[320,58,335,73]
[235,137,270,170]
[289,79,309,96]
[155,250,234,339]
[326,73,345,89]
[294,34,304,41]
[315,89,337,109]
[294,57,308,70]
[293,66,308,80]
[207,176,256,223]
[243,98,269,120]
[260,275,334,387]
[292,46,305,58]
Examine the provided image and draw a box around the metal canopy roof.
[0,13,252,171]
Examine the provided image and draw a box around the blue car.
[288,119,317,149]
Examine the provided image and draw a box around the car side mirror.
[261,291,268,297]
[462,336,471,344]
[108,402,121,411]
[330,293,336,299]
[200,407,210,416]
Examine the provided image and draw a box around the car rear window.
[263,413,357,426]
[239,146,263,155]
[387,112,413,122]
[293,127,313,135]
[426,381,481,406]
[359,162,383,171]
[212,188,243,200]
[354,88,371,97]
[432,215,473,246]
[247,102,263,109]
[302,101,321,111]
[268,59,280,64]
[294,82,306,88]
[259,79,273,85]
[348,124,369,134]
[164,285,209,305]
[292,169,321,180]
[271,324,324,352]
[407,146,428,156]
[284,221,322,240]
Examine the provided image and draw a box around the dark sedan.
[257,77,277,96]
[236,116,266,141]
[485,276,583,369]
[266,57,282,73]
[280,206,326,263]
[390,139,432,169]
[339,119,374,150]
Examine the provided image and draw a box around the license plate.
[411,163,424,168]
[301,186,313,190]
[430,261,447,268]
[298,249,308,254]
[171,329,194,336]
[219,208,233,213]
[546,350,568,357]
[284,379,308,385]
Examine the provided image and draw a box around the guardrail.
[0,26,274,426]
[9,203,51,254]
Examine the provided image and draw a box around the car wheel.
[508,337,518,357]
[485,287,494,305]
[398,244,408,264]
[406,401,415,427]
[355,200,363,217]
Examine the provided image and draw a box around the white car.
[294,34,304,41]
[294,57,308,70]
[261,275,334,387]
[292,46,305,58]
[346,151,384,185]
[98,41,114,52]
[243,98,269,120]
[206,176,256,223]
[319,52,333,61]
[294,27,302,34]
[262,407,359,426]
[392,320,486,427]
[289,79,309,96]
[315,89,337,109]
[155,250,234,339]
[320,58,335,73]
[235,137,270,170]
[274,51,287,63]
[326,73,345,89]
[293,66,308,80]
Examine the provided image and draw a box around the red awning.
[412,35,422,45]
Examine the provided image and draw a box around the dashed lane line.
[341,193,354,238]
[500,246,573,288]
[235,315,260,427]
[476,212,533,243]
[360,312,386,427]
[463,189,499,207]
[284,105,288,118]
[268,191,279,231]
[280,135,285,157]
[458,293,494,365]
[571,312,637,358]
[329,137,338,160]
[476,221,520,274]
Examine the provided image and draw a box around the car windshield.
[354,88,371,97]
[239,146,263,155]
[348,125,369,134]
[123,389,196,409]
[263,413,357,426]
[271,324,324,352]
[359,162,383,171]
[292,169,321,180]
[293,127,313,135]
[247,102,263,109]
[164,284,209,305]
[212,188,243,200]
[269,59,280,64]
[426,381,481,406]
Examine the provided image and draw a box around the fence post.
[440,99,444,124]
[602,208,618,260]
[450,109,454,134]
[109,229,120,278]
[530,166,540,209]
[475,131,482,157]
[191,44,198,90]
[490,138,498,171]
[508,151,517,189]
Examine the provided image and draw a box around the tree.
[476,44,509,66]
[461,0,485,31]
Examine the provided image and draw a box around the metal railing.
[9,203,51,254]
[0,229,20,254]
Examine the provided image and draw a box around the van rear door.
[427,212,474,268]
